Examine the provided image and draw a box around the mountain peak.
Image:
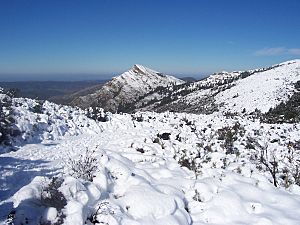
[132,64,147,75]
[130,64,158,76]
[71,64,184,111]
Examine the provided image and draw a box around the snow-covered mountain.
[69,60,300,116]
[134,60,300,115]
[70,64,184,112]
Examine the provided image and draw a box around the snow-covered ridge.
[114,64,183,86]
[121,64,160,77]
[199,71,241,86]
[134,59,300,115]
[71,64,184,112]
[195,60,298,89]
[215,59,300,113]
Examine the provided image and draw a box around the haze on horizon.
[0,0,300,81]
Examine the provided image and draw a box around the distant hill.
[180,77,198,82]
[0,80,108,103]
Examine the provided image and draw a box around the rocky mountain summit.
[70,64,184,112]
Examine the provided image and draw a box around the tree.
[258,143,279,187]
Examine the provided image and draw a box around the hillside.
[70,64,184,112]
[215,60,300,114]
[133,60,300,115]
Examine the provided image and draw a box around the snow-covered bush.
[0,97,104,153]
[217,122,245,155]
[8,175,104,225]
[177,150,199,173]
[31,100,44,114]
[85,107,111,122]
[7,176,67,225]
[0,88,16,145]
[87,201,115,225]
[40,177,67,224]
[67,147,100,181]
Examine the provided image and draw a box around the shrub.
[157,132,171,140]
[0,89,15,145]
[86,107,110,122]
[67,147,100,181]
[7,177,67,225]
[240,71,252,79]
[32,100,44,114]
[41,177,67,211]
[40,177,67,224]
[217,122,245,154]
[87,201,115,224]
[176,149,201,176]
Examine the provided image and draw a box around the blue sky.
[0,0,300,81]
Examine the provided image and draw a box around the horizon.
[0,72,208,82]
[0,0,300,81]
[1,59,299,82]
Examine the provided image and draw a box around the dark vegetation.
[85,107,111,122]
[263,81,300,123]
[0,89,17,145]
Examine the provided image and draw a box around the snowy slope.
[0,97,103,153]
[70,64,184,112]
[135,60,300,115]
[215,60,300,113]
[1,109,300,224]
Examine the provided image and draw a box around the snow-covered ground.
[1,100,300,224]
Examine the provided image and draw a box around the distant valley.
[0,80,107,104]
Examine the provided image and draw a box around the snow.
[114,64,184,96]
[0,98,103,153]
[137,59,300,115]
[1,59,300,224]
[0,102,300,224]
[215,60,300,113]
[42,207,58,223]
[73,64,185,111]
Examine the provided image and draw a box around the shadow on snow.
[0,156,60,221]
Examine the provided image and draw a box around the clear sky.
[0,0,300,81]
